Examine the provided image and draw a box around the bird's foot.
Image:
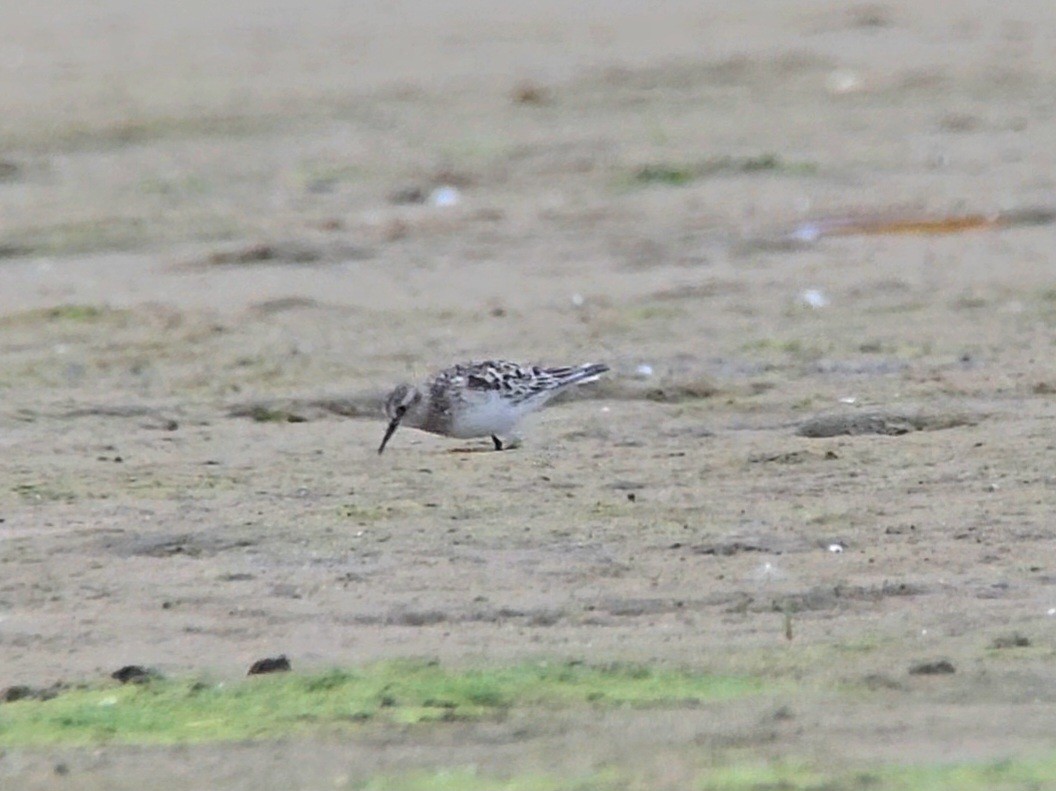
[491,434,521,451]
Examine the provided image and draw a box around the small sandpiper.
[378,360,609,453]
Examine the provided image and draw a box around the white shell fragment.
[428,185,461,207]
[799,289,829,309]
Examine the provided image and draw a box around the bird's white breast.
[446,391,529,438]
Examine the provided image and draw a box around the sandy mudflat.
[3,1,1056,787]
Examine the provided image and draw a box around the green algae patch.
[630,154,818,186]
[697,755,1056,791]
[358,753,1056,791]
[0,304,128,326]
[0,661,762,746]
[358,768,621,791]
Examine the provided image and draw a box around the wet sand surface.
[3,1,1056,787]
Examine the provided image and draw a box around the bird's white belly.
[446,393,525,438]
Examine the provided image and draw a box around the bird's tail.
[545,362,610,386]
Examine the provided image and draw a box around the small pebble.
[111,665,159,685]
[908,659,955,675]
[247,655,291,675]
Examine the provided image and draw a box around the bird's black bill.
[377,417,401,455]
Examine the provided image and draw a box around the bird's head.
[378,383,422,454]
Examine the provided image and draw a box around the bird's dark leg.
[491,435,504,451]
